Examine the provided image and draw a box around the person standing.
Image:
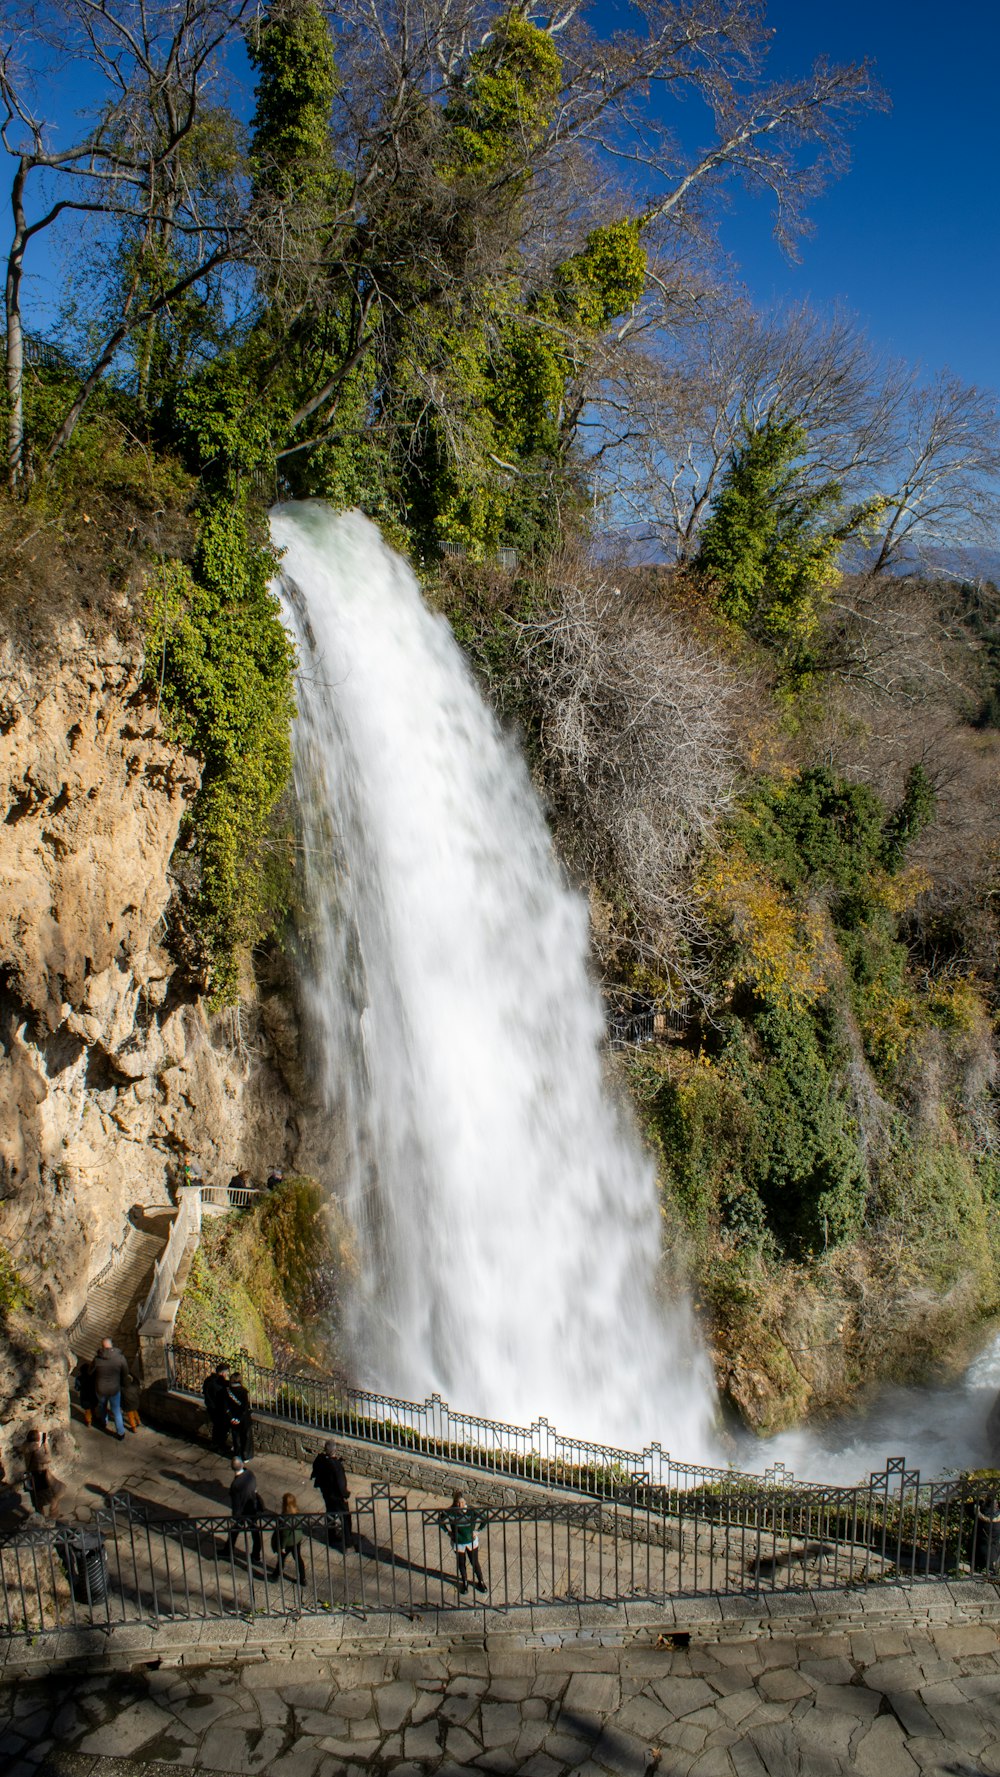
[93,1337,128,1439]
[203,1362,233,1454]
[439,1490,488,1595]
[227,1372,254,1460]
[973,1495,1000,1572]
[270,1492,307,1586]
[22,1431,66,1519]
[310,1441,353,1547]
[229,1457,263,1564]
[122,1371,142,1433]
[228,1169,251,1207]
[73,1356,98,1427]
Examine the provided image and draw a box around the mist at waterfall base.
[749,1324,1000,1483]
[273,501,717,1459]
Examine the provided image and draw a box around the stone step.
[70,1225,166,1364]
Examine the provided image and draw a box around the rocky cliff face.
[0,622,322,1485]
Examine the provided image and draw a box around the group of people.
[202,1361,254,1458]
[226,1443,355,1583]
[205,1363,487,1594]
[74,1338,141,1439]
[226,1166,285,1205]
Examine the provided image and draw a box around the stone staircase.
[69,1210,173,1366]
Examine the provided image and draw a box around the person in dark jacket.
[310,1441,353,1547]
[227,1169,251,1207]
[229,1457,263,1563]
[226,1373,254,1460]
[122,1371,142,1433]
[203,1362,232,1453]
[94,1338,128,1439]
[74,1356,98,1427]
[270,1492,307,1586]
[439,1490,488,1595]
[973,1495,1000,1572]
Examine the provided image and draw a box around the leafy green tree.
[148,357,296,1003]
[695,417,875,643]
[248,0,338,206]
[443,10,561,176]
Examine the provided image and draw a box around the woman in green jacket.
[440,1489,487,1595]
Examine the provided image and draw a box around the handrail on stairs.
[67,1211,140,1342]
[136,1186,203,1330]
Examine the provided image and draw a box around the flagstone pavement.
[3,1617,1000,1777]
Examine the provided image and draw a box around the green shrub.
[146,358,298,1001]
[716,1005,867,1254]
[628,1048,767,1255]
[174,1178,339,1366]
[880,1137,997,1299]
[0,1245,32,1323]
[173,1236,273,1364]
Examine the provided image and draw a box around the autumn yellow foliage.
[698,845,829,1011]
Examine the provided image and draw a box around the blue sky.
[12,1,998,399]
[641,0,1000,393]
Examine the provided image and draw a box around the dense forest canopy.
[2,1,1000,1423]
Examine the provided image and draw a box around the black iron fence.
[606,995,690,1051]
[168,1341,740,1503]
[3,1472,992,1637]
[158,1345,1000,1605]
[1,332,75,373]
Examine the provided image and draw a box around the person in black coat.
[310,1441,354,1547]
[93,1338,129,1439]
[228,1170,251,1207]
[973,1495,1000,1572]
[73,1357,99,1427]
[228,1457,263,1562]
[226,1373,254,1460]
[203,1363,232,1454]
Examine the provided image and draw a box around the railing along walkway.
[2,1475,960,1638]
[136,1188,201,1332]
[164,1344,990,1594]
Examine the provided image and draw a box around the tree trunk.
[6,159,28,489]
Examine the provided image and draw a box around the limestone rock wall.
[0,623,323,1484]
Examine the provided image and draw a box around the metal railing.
[608,1009,657,1049]
[605,996,690,1052]
[198,1183,264,1212]
[165,1343,974,1565]
[170,1339,697,1500]
[2,1472,987,1637]
[0,331,75,373]
[137,1189,202,1330]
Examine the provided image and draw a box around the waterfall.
[274,502,718,1459]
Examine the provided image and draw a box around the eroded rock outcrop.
[0,624,318,1481]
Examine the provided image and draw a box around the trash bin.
[63,1527,109,1604]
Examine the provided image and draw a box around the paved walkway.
[5,1415,698,1624]
[3,1616,1000,1776]
[42,1413,366,1526]
[4,1418,1000,1773]
[7,1415,885,1621]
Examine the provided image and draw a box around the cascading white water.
[273,501,718,1458]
